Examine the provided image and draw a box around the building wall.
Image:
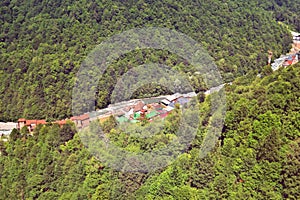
[82,119,90,128]
[17,121,25,130]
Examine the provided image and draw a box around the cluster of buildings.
[91,92,196,124]
[11,92,196,134]
[111,93,195,124]
[271,53,299,71]
[271,32,300,71]
[282,54,299,67]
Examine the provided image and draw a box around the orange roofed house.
[70,114,90,129]
[17,118,47,132]
[54,120,68,128]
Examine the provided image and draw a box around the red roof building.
[159,113,169,119]
[54,120,68,127]
[17,118,46,132]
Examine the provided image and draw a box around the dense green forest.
[1,63,300,199]
[261,0,300,31]
[1,1,300,199]
[0,0,298,121]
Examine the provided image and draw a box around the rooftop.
[55,120,67,125]
[18,118,26,122]
[0,122,17,130]
[166,93,183,102]
[146,110,160,119]
[71,114,89,121]
[25,120,47,126]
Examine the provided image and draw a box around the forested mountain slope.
[0,0,296,121]
[1,63,299,199]
[260,0,300,31]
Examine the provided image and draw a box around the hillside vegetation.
[1,2,300,198]
[1,63,299,199]
[260,0,300,31]
[0,0,296,121]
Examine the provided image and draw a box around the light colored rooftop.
[291,31,300,37]
[0,122,17,130]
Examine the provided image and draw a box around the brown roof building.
[133,101,145,112]
[71,114,90,129]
